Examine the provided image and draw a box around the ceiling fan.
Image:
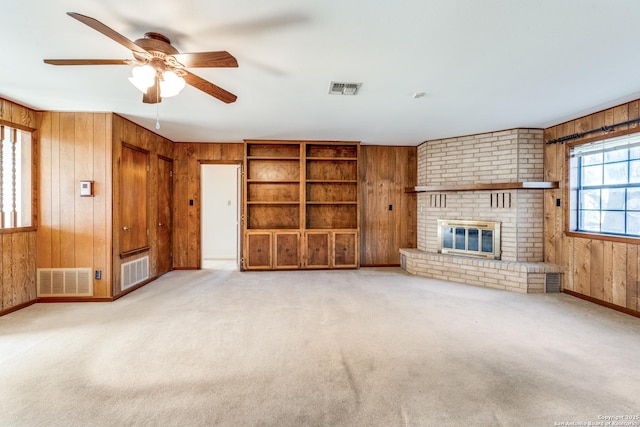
[44,12,238,104]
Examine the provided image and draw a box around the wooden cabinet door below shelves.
[275,232,300,269]
[246,233,272,269]
[333,232,358,268]
[305,232,330,268]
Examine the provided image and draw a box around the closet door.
[120,144,149,255]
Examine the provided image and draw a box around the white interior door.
[201,164,240,269]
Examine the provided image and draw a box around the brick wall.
[416,128,545,262]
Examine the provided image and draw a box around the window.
[569,133,640,237]
[0,125,32,229]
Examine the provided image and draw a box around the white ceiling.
[2,0,640,146]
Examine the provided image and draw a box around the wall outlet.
[95,270,102,280]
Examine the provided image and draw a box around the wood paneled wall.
[544,99,640,315]
[360,145,417,266]
[173,143,243,269]
[38,112,113,297]
[111,115,173,297]
[1,98,38,314]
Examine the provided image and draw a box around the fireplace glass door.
[438,220,500,259]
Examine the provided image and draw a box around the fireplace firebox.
[437,219,501,260]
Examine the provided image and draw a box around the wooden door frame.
[157,155,173,275]
[197,160,243,269]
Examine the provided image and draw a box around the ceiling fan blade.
[142,77,161,104]
[182,71,237,104]
[171,51,238,68]
[67,12,150,58]
[44,59,131,66]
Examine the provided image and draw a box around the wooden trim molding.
[408,181,558,193]
[119,246,150,258]
[360,263,401,268]
[113,276,157,300]
[0,225,37,234]
[564,230,640,245]
[37,297,113,303]
[563,289,639,318]
[0,299,37,317]
[0,118,36,132]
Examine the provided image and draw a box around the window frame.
[0,119,37,234]
[565,128,640,244]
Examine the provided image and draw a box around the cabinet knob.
[257,248,262,253]
[343,247,347,251]
[285,248,289,253]
[158,223,165,227]
[122,226,130,231]
[315,248,320,252]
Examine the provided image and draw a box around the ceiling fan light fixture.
[159,70,185,97]
[128,65,156,93]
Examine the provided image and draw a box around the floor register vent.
[37,268,93,297]
[545,273,561,293]
[121,256,149,291]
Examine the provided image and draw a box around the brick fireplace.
[400,129,563,293]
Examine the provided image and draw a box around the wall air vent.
[121,256,149,291]
[329,81,362,95]
[37,268,93,297]
[545,273,561,293]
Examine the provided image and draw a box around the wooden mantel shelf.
[406,181,559,193]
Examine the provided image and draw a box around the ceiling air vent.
[329,81,362,95]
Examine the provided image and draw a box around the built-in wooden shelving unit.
[243,140,360,270]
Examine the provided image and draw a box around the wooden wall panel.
[172,142,243,269]
[545,98,640,315]
[37,112,113,298]
[59,113,76,267]
[74,113,94,269]
[612,243,627,307]
[188,144,199,268]
[93,114,111,297]
[626,244,638,311]
[589,239,604,300]
[0,98,37,315]
[360,145,417,266]
[603,241,614,303]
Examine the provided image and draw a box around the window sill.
[565,230,640,244]
[0,226,37,234]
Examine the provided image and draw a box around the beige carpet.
[1,267,639,426]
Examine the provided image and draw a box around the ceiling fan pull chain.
[156,85,160,130]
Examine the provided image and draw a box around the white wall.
[201,164,239,260]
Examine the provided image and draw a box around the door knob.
[158,223,164,227]
[122,226,130,231]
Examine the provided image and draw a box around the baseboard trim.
[361,264,401,268]
[173,267,198,270]
[0,299,37,317]
[113,275,158,301]
[563,289,639,318]
[37,297,113,303]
